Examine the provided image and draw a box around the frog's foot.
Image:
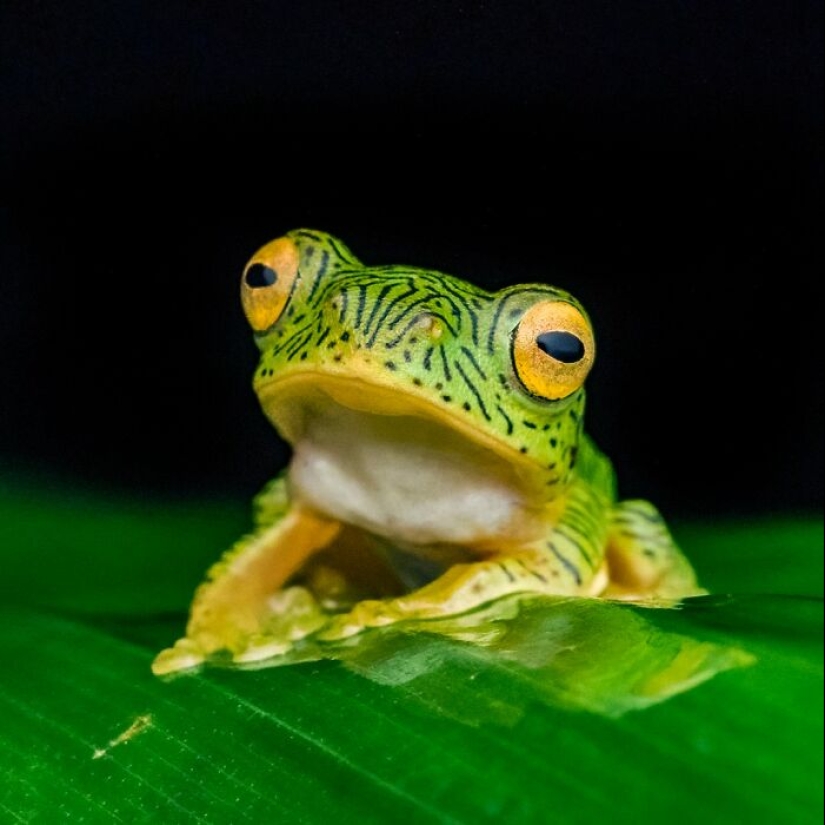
[603,499,706,603]
[152,586,329,675]
[319,554,573,640]
[153,500,344,676]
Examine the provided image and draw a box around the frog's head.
[241,230,595,497]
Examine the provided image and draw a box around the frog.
[152,229,703,675]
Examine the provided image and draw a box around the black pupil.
[536,330,585,363]
[245,263,278,288]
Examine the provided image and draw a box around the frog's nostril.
[245,263,278,288]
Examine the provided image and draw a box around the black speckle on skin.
[569,446,579,468]
[519,446,528,454]
[385,361,397,371]
[403,350,412,363]
[548,462,557,470]
[523,420,537,429]
[410,337,419,345]
[333,354,342,362]
[463,402,472,411]
[300,351,308,361]
[435,382,444,391]
[550,438,558,448]
[340,331,351,342]
[442,395,452,402]
[412,378,423,386]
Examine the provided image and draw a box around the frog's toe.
[151,638,206,676]
[231,586,332,659]
[231,634,293,664]
[318,599,401,640]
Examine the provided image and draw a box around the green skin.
[153,230,702,675]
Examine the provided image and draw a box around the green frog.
[153,230,702,675]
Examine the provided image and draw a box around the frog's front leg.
[153,477,341,675]
[322,497,609,640]
[603,499,705,601]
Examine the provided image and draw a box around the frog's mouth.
[257,373,533,473]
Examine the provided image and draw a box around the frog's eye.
[512,300,595,400]
[241,237,300,332]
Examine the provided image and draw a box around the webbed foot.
[152,586,328,674]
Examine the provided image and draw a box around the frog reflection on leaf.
[321,596,754,724]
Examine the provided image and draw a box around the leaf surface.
[0,481,821,823]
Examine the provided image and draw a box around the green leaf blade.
[0,482,821,823]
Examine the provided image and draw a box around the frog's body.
[153,230,702,675]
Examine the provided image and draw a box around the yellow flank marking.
[92,713,153,759]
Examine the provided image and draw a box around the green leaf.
[0,479,822,823]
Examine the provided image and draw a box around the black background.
[1,2,822,517]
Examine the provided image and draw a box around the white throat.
[287,402,533,547]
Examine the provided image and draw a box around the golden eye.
[240,237,300,332]
[513,300,595,400]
